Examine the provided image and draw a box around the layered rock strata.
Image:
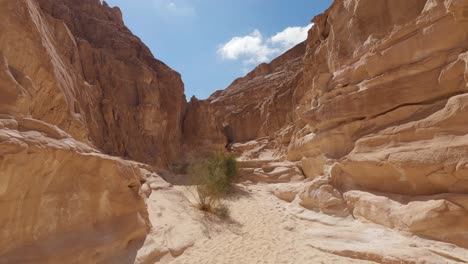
[0,117,150,263]
[182,42,306,159]
[1,0,186,167]
[0,0,185,262]
[187,0,468,249]
[2,0,468,261]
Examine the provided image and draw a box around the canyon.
[1,0,468,263]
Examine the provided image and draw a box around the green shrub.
[223,153,239,184]
[188,152,238,216]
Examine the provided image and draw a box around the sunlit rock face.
[0,119,150,263]
[188,0,468,249]
[292,0,468,248]
[41,0,187,167]
[0,0,187,262]
[2,0,468,261]
[182,42,306,157]
[293,0,468,192]
[1,0,186,167]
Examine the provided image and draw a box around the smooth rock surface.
[0,118,149,264]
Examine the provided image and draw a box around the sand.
[158,184,372,264]
[141,182,468,264]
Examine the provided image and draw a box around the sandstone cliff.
[186,0,468,250]
[1,0,186,167]
[2,0,468,262]
[182,42,306,163]
[0,0,185,262]
[0,119,150,263]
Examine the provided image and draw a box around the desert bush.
[188,152,238,216]
[223,153,239,184]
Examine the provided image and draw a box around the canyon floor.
[142,183,468,264]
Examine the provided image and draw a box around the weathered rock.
[135,185,207,264]
[193,0,468,250]
[239,160,305,183]
[270,177,349,217]
[0,118,149,264]
[344,190,468,249]
[182,42,306,155]
[1,0,186,167]
[280,0,468,248]
[181,96,227,162]
[3,0,468,261]
[0,0,185,262]
[333,93,468,195]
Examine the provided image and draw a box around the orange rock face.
[182,42,306,160]
[186,0,468,249]
[0,119,150,263]
[1,0,186,167]
[2,0,468,261]
[0,0,184,262]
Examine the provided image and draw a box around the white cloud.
[269,24,313,50]
[218,23,313,68]
[217,30,279,65]
[154,0,195,17]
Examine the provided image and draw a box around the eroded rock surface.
[187,0,468,250]
[288,0,468,248]
[0,118,150,264]
[2,0,468,262]
[1,0,186,167]
[182,42,306,159]
[0,0,184,262]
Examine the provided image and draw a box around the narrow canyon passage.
[2,0,468,263]
[149,184,468,264]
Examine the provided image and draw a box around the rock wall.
[43,0,186,167]
[297,0,468,248]
[0,118,150,263]
[188,0,468,249]
[290,0,468,184]
[1,0,186,167]
[0,0,186,262]
[2,0,468,260]
[182,42,306,159]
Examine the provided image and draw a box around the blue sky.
[104,0,333,99]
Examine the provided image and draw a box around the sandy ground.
[141,182,468,264]
[158,184,372,264]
